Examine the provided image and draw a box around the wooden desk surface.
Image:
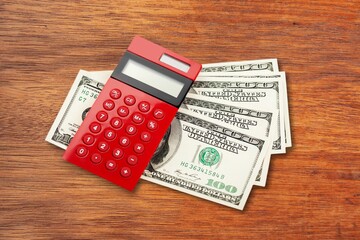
[1,1,359,239]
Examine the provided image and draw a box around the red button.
[124,95,136,106]
[103,99,115,110]
[112,148,124,159]
[76,146,88,157]
[127,155,138,166]
[89,122,101,133]
[119,136,130,147]
[104,129,116,140]
[91,153,102,164]
[105,160,117,170]
[96,111,108,122]
[110,117,122,129]
[138,101,150,112]
[126,125,137,135]
[153,109,164,119]
[117,106,129,117]
[132,113,144,124]
[147,120,158,130]
[140,132,151,142]
[110,88,121,99]
[134,143,144,153]
[83,134,95,145]
[98,141,109,152]
[120,167,131,177]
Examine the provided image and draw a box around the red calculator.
[63,36,201,191]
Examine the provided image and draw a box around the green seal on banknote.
[199,147,220,167]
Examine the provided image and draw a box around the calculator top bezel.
[126,36,201,80]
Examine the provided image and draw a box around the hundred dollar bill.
[45,70,109,149]
[142,108,271,210]
[201,59,279,73]
[192,74,286,154]
[200,71,292,148]
[183,93,277,186]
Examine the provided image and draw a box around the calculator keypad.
[63,79,179,191]
[79,87,162,169]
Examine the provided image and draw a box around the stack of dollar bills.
[46,59,291,210]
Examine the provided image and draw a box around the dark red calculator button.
[126,125,137,135]
[119,136,130,147]
[110,89,121,99]
[132,113,144,124]
[76,146,88,157]
[89,122,101,133]
[147,120,158,130]
[104,129,116,140]
[103,99,115,110]
[124,95,136,106]
[110,117,122,129]
[83,134,95,145]
[112,148,124,159]
[120,167,131,177]
[138,101,150,112]
[140,132,151,142]
[98,141,109,152]
[134,143,144,154]
[106,160,117,171]
[127,155,138,166]
[117,106,129,117]
[153,109,164,119]
[91,153,102,164]
[96,111,108,122]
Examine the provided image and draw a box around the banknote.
[182,93,277,186]
[201,59,279,73]
[46,70,271,209]
[142,108,271,210]
[45,70,108,149]
[199,71,292,147]
[192,75,286,154]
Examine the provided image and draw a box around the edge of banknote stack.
[46,58,291,211]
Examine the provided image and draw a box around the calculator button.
[132,113,144,124]
[117,106,129,117]
[83,134,95,145]
[126,125,137,135]
[147,120,158,130]
[96,111,108,122]
[153,109,164,119]
[104,129,116,140]
[112,148,124,159]
[138,101,150,112]
[134,143,144,154]
[110,117,122,129]
[110,88,121,99]
[98,141,109,152]
[140,132,151,142]
[105,160,117,171]
[124,95,136,106]
[89,122,101,133]
[91,153,102,164]
[103,99,115,110]
[76,146,88,157]
[127,155,138,166]
[120,167,131,177]
[119,136,130,147]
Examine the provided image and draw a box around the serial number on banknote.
[179,161,225,180]
[78,87,99,102]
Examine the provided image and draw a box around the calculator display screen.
[122,58,185,98]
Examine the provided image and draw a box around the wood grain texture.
[1,0,359,239]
